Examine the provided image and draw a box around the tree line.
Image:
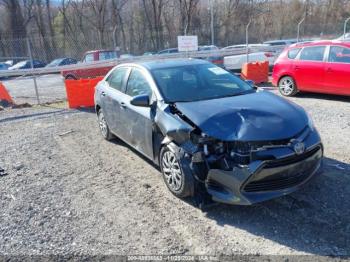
[0,0,349,61]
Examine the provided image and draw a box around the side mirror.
[130,94,150,107]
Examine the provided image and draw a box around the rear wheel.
[278,76,298,97]
[97,109,114,141]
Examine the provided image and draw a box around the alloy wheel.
[161,151,183,192]
[99,112,108,138]
[279,77,296,96]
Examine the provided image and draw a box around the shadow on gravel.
[295,92,350,102]
[204,157,350,256]
[76,107,96,114]
[103,135,350,255]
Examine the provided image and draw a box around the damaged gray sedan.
[94,59,323,205]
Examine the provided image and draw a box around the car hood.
[174,91,308,141]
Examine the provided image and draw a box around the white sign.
[177,35,198,52]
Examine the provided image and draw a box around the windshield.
[13,61,28,68]
[47,59,63,67]
[151,63,254,103]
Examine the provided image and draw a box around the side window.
[107,67,128,92]
[84,53,94,62]
[99,51,117,60]
[288,48,301,59]
[299,46,326,62]
[126,69,152,97]
[329,46,350,64]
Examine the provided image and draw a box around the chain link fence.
[0,18,349,107]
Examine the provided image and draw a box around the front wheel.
[98,109,114,141]
[160,145,193,198]
[278,76,298,97]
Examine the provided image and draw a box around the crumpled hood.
[175,91,308,141]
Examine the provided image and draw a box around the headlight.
[307,112,315,131]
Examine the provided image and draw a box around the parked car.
[46,58,77,67]
[272,40,350,96]
[61,49,119,79]
[263,39,297,46]
[120,54,134,59]
[0,63,9,71]
[94,58,323,205]
[198,45,224,67]
[222,44,268,50]
[157,48,179,55]
[335,33,350,41]
[224,51,275,71]
[143,51,156,56]
[8,60,46,70]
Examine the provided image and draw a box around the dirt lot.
[0,91,349,257]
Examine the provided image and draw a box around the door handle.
[294,66,300,70]
[101,91,106,97]
[120,102,127,109]
[326,67,333,73]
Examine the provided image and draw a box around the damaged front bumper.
[204,130,323,205]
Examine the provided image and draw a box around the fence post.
[26,38,40,105]
[297,15,306,42]
[246,19,252,63]
[344,17,350,39]
[210,0,214,45]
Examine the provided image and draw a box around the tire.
[160,145,194,198]
[97,109,114,141]
[66,75,77,80]
[278,76,298,97]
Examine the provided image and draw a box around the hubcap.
[280,78,294,95]
[161,151,182,191]
[99,113,108,137]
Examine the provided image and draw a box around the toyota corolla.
[94,59,323,205]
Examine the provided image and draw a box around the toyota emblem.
[294,142,305,155]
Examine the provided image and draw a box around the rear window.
[299,46,326,61]
[329,46,350,64]
[288,48,301,59]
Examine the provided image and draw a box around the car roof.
[264,39,297,44]
[289,40,350,48]
[85,49,116,54]
[121,58,209,70]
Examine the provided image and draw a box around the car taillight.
[264,52,274,58]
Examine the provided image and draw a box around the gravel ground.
[2,74,66,105]
[0,91,349,258]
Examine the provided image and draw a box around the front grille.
[243,171,310,192]
[243,146,321,193]
[265,146,321,168]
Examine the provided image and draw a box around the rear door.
[293,46,326,91]
[120,67,154,158]
[324,45,350,95]
[101,67,130,137]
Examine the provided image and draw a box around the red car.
[272,40,350,96]
[61,50,118,79]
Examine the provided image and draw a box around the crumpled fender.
[155,104,194,145]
